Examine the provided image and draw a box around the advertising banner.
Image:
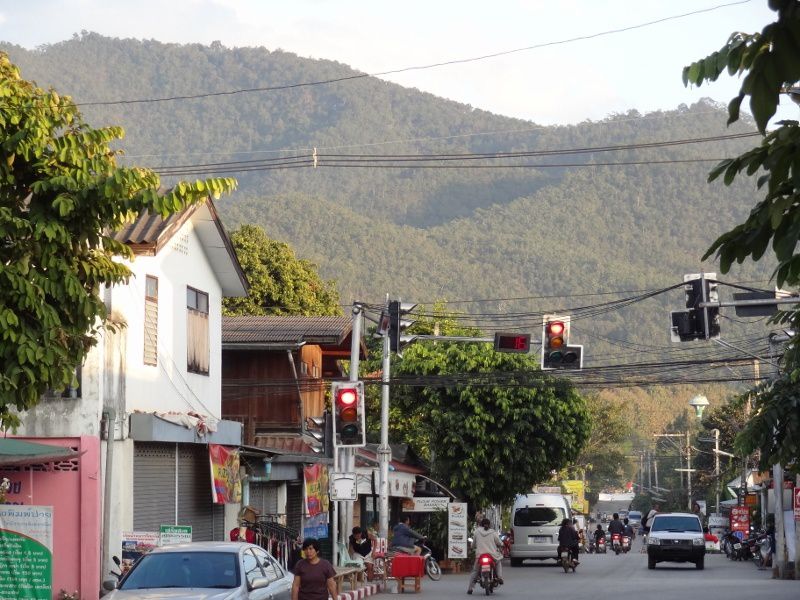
[304,464,329,517]
[794,488,800,522]
[121,531,159,574]
[730,506,750,540]
[562,480,586,513]
[208,444,242,504]
[0,506,53,600]
[447,502,468,559]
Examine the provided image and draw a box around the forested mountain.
[1,34,777,407]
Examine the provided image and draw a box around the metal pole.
[344,305,362,544]
[714,429,720,514]
[378,321,392,540]
[774,463,785,578]
[687,432,692,511]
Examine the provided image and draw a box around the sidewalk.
[337,579,385,600]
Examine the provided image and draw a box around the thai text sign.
[562,480,586,513]
[209,444,242,504]
[447,502,468,559]
[402,497,451,512]
[160,525,192,545]
[0,506,53,600]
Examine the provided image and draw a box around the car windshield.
[651,516,702,533]
[514,507,565,527]
[120,551,240,590]
[628,511,642,520]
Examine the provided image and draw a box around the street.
[403,543,798,600]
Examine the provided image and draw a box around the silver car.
[103,541,294,600]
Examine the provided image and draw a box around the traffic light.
[388,300,418,355]
[306,411,332,457]
[494,332,531,353]
[331,381,365,448]
[672,273,720,341]
[541,315,583,370]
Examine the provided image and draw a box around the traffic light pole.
[378,331,391,540]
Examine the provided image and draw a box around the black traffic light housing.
[388,300,417,355]
[331,381,365,448]
[671,274,720,341]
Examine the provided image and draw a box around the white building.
[17,198,249,579]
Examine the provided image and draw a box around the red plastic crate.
[392,554,424,578]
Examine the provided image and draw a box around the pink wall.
[1,436,101,599]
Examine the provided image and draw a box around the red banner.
[303,464,329,517]
[208,445,242,504]
[730,506,750,534]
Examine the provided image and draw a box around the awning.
[355,467,417,498]
[0,439,83,467]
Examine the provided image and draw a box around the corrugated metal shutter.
[177,444,224,541]
[249,482,279,517]
[134,443,176,530]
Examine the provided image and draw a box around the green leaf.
[727,94,744,125]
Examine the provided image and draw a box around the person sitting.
[390,515,423,555]
[557,518,580,566]
[607,513,625,536]
[349,526,374,580]
[594,524,605,547]
[467,518,504,594]
[623,518,635,539]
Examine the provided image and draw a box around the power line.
[68,0,752,108]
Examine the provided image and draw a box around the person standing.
[291,538,337,600]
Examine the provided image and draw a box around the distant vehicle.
[102,541,294,599]
[510,493,571,566]
[646,513,706,570]
[628,511,643,528]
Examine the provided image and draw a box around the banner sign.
[304,464,330,517]
[402,497,451,512]
[303,513,328,539]
[0,506,53,600]
[562,480,586,513]
[208,444,242,504]
[794,488,800,522]
[160,525,192,545]
[121,531,159,574]
[730,506,750,539]
[447,502,468,559]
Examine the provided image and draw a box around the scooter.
[558,547,578,573]
[621,535,631,554]
[416,540,441,581]
[611,533,622,555]
[476,553,501,595]
[595,537,607,554]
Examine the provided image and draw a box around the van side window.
[514,507,565,527]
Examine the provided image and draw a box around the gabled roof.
[223,316,353,346]
[113,198,248,297]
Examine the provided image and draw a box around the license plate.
[734,543,742,549]
[481,565,491,572]
[529,536,549,543]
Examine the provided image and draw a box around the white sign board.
[329,472,357,501]
[447,502,468,560]
[403,497,450,512]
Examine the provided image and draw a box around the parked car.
[103,541,294,599]
[646,513,706,570]
[628,510,643,528]
[510,493,571,566]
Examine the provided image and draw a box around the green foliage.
[223,224,341,316]
[0,52,236,429]
[683,1,800,469]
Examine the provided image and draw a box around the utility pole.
[654,459,659,491]
[714,429,720,514]
[378,328,391,540]
[687,432,692,511]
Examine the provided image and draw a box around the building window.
[144,275,158,366]
[187,286,209,375]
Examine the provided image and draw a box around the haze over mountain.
[1,34,776,391]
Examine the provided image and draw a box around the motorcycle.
[416,540,441,581]
[558,547,577,573]
[595,537,607,554]
[753,534,771,570]
[621,535,631,554]
[476,553,501,595]
[499,531,512,559]
[611,533,622,555]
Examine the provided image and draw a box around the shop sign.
[402,497,450,512]
[0,505,53,600]
[730,506,750,539]
[160,525,192,545]
[121,531,159,574]
[447,502,468,559]
[794,488,800,522]
[304,464,330,517]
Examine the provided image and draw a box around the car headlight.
[693,538,704,546]
[648,537,660,545]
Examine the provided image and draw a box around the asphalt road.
[397,541,798,600]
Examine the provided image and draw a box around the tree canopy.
[222,224,342,316]
[683,0,800,470]
[0,52,235,429]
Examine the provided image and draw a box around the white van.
[509,493,571,566]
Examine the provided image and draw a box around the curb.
[337,580,385,600]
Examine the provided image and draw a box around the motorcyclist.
[390,515,423,555]
[467,518,504,594]
[607,513,625,537]
[623,518,635,539]
[593,524,605,545]
[557,518,580,566]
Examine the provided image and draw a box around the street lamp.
[688,394,709,419]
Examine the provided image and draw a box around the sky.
[0,0,797,126]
